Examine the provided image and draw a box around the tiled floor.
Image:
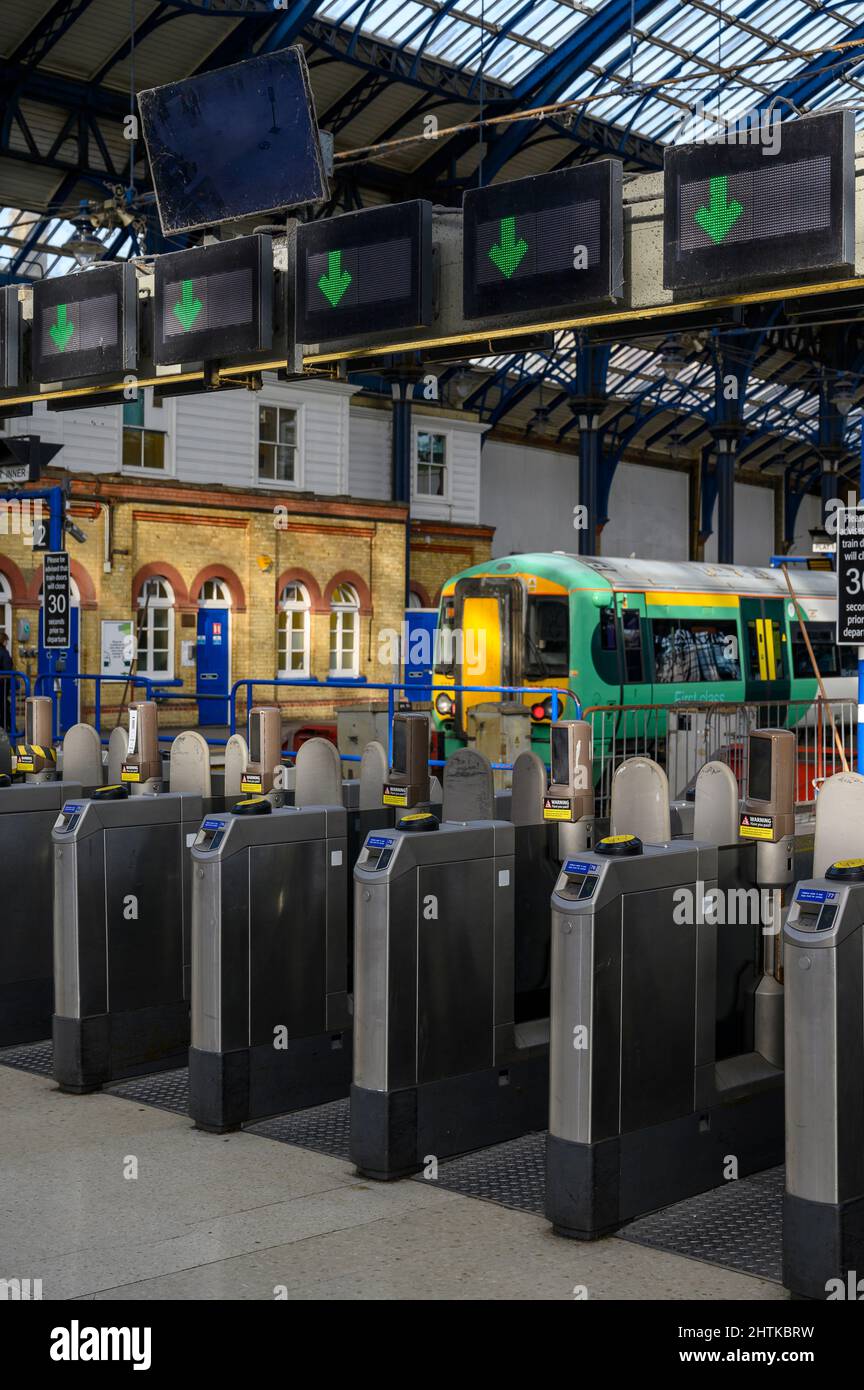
[0,1066,787,1301]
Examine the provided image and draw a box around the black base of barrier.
[52,1002,190,1093]
[188,1032,352,1132]
[349,1053,549,1181]
[545,1083,784,1240]
[0,976,52,1049]
[783,1191,864,1301]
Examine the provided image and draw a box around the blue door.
[196,607,230,725]
[38,606,80,736]
[404,607,437,704]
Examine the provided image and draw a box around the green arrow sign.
[318,250,352,307]
[694,176,743,245]
[488,216,528,278]
[49,304,75,352]
[173,279,203,331]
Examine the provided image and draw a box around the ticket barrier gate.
[783,772,864,1301]
[350,744,566,1180]
[187,735,396,1131]
[546,734,796,1239]
[0,713,105,1047]
[51,704,217,1091]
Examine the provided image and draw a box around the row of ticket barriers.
[1,696,863,1301]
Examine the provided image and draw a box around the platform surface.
[0,1065,788,1301]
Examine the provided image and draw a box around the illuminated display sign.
[462,162,623,319]
[295,201,432,345]
[31,264,136,382]
[138,48,327,236]
[663,111,855,290]
[153,235,273,366]
[0,286,20,390]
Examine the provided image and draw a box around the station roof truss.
[3,0,864,494]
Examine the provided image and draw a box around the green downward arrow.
[694,176,743,245]
[488,216,528,278]
[318,250,352,307]
[49,304,75,352]
[173,279,203,331]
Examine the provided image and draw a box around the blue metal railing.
[33,672,184,742]
[229,677,580,768]
[0,669,32,740]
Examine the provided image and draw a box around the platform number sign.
[295,201,432,345]
[462,162,624,320]
[153,236,273,366]
[31,264,137,382]
[663,111,855,291]
[43,552,71,650]
[836,509,864,646]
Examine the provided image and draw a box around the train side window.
[791,620,849,678]
[599,606,617,651]
[524,597,569,676]
[621,610,644,683]
[653,619,740,683]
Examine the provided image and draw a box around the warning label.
[240,774,263,793]
[383,784,408,807]
[544,796,573,822]
[120,763,141,784]
[740,813,774,841]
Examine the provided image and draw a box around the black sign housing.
[32,263,137,383]
[663,110,855,291]
[462,162,623,320]
[0,285,20,390]
[43,551,71,649]
[296,201,432,345]
[836,509,864,646]
[154,235,273,366]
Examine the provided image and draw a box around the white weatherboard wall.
[3,378,355,494]
[347,403,484,525]
[600,462,690,561]
[704,482,776,567]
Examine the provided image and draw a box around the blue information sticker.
[796,888,837,904]
[203,818,225,831]
[564,860,596,875]
[62,803,83,814]
[368,836,394,849]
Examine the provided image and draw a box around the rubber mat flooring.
[0,1042,784,1282]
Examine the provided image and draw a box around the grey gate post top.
[443,747,495,822]
[693,760,739,846]
[511,750,547,826]
[295,736,342,806]
[107,726,128,785]
[359,741,387,810]
[224,733,249,798]
[610,756,671,843]
[62,723,103,788]
[169,730,212,796]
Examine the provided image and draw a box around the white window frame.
[277,582,311,678]
[412,426,451,503]
[198,578,232,609]
[0,572,12,649]
[136,577,175,681]
[121,390,174,476]
[329,583,359,679]
[256,398,305,490]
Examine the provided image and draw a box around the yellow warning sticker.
[543,796,572,822]
[121,765,141,783]
[240,775,263,793]
[740,813,774,841]
[383,789,408,807]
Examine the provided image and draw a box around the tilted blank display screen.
[31,264,135,382]
[153,236,272,366]
[138,47,328,236]
[463,162,623,319]
[748,738,772,803]
[664,111,855,290]
[295,201,432,344]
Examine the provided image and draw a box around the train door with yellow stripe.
[452,576,524,738]
[740,596,790,708]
